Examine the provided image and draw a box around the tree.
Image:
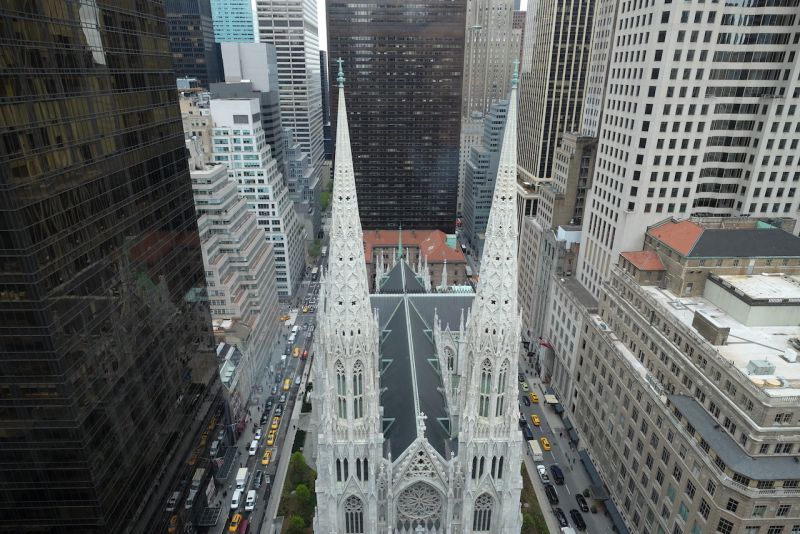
[288,452,310,487]
[286,515,305,534]
[295,483,313,519]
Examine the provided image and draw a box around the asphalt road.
[517,365,616,534]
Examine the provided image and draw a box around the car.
[262,449,273,465]
[167,515,179,534]
[293,347,300,358]
[570,509,586,530]
[522,425,534,441]
[540,437,551,451]
[554,507,568,527]
[309,306,315,313]
[254,470,264,489]
[529,392,539,403]
[550,464,565,485]
[274,405,283,416]
[523,396,530,406]
[295,375,302,385]
[303,306,309,313]
[520,382,529,391]
[518,373,525,382]
[518,416,527,428]
[230,490,242,510]
[544,484,559,505]
[575,494,589,513]
[279,315,290,322]
[302,323,308,330]
[245,490,257,512]
[260,414,269,426]
[302,349,308,359]
[283,378,291,391]
[249,439,258,456]
[228,513,242,532]
[531,414,541,426]
[271,416,280,430]
[536,464,550,484]
[267,430,276,446]
[271,385,278,396]
[254,428,263,441]
[166,491,180,512]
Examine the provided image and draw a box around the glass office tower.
[0,1,217,530]
[327,0,467,232]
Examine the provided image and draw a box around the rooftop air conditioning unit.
[781,349,798,364]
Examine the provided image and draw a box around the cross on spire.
[336,57,345,87]
[416,411,428,437]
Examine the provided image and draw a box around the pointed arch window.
[472,493,493,531]
[479,359,492,417]
[495,360,509,417]
[353,360,364,419]
[336,360,347,418]
[344,495,364,533]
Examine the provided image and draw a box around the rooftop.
[620,250,665,272]
[640,284,800,397]
[715,274,800,302]
[648,218,800,258]
[363,229,465,264]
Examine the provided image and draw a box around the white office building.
[577,2,800,298]
[210,97,305,300]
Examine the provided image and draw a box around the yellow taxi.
[283,378,291,391]
[279,315,290,322]
[293,347,300,358]
[540,437,551,451]
[261,449,273,466]
[303,306,309,313]
[167,515,179,534]
[228,513,242,533]
[271,416,280,430]
[267,430,276,446]
[529,392,539,403]
[530,414,541,426]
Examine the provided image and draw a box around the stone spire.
[469,60,519,337]
[439,259,448,291]
[396,224,403,262]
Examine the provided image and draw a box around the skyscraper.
[328,0,467,231]
[576,2,800,298]
[320,50,333,160]
[255,0,325,173]
[210,0,256,42]
[165,0,223,86]
[458,0,518,214]
[0,2,217,530]
[517,0,595,181]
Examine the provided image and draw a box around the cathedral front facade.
[311,63,523,533]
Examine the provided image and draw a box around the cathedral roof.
[379,261,426,293]
[372,290,474,460]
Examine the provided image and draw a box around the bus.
[311,267,319,281]
[320,246,327,257]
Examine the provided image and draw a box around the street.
[517,361,616,534]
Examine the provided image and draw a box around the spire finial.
[511,59,520,89]
[397,224,403,262]
[336,57,345,88]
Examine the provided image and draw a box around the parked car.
[575,494,589,513]
[523,396,530,406]
[522,425,534,441]
[544,484,559,505]
[536,464,550,484]
[570,509,586,531]
[520,382,530,391]
[550,464,565,485]
[518,373,525,382]
[554,507,568,527]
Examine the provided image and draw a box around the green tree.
[295,483,313,519]
[286,515,305,534]
[308,239,321,258]
[288,452,310,487]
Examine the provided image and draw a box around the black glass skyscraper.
[166,0,223,86]
[0,2,217,531]
[327,0,466,232]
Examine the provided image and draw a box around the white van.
[249,439,258,456]
[245,490,257,512]
[210,440,220,457]
[231,489,242,510]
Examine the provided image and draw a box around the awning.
[579,450,609,500]
[568,428,579,443]
[553,403,564,414]
[606,500,631,534]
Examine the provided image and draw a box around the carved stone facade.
[312,64,522,533]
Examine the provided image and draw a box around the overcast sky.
[316,0,528,51]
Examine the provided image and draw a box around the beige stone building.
[569,219,800,534]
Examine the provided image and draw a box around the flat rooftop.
[640,285,800,397]
[716,274,800,302]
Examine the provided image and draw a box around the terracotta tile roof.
[362,230,466,264]
[620,251,665,271]
[647,219,704,256]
